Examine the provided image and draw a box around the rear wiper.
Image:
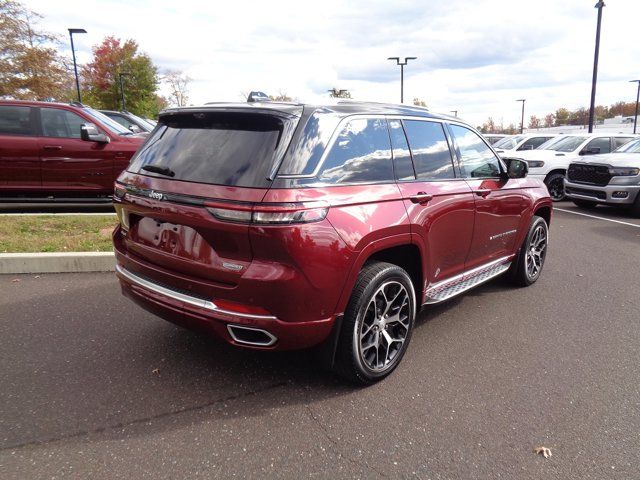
[141,165,175,177]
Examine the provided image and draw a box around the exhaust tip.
[227,325,277,347]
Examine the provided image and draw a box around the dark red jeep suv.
[113,101,552,383]
[0,100,144,200]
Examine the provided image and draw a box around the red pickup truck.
[0,100,145,201]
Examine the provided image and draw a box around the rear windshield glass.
[128,112,285,188]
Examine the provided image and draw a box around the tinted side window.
[613,137,633,150]
[0,106,33,135]
[403,120,455,180]
[107,114,131,128]
[40,108,86,138]
[518,136,550,151]
[585,137,610,154]
[388,119,415,180]
[449,124,501,178]
[317,118,393,184]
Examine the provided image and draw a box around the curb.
[0,252,115,274]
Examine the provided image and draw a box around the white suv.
[493,133,557,155]
[502,134,636,201]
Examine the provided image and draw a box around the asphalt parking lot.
[1,204,639,479]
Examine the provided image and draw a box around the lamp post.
[630,80,640,135]
[387,56,417,103]
[118,72,130,111]
[68,28,87,103]
[588,1,605,133]
[516,99,526,134]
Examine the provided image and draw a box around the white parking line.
[554,207,640,228]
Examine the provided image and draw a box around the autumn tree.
[0,0,72,100]
[162,69,190,107]
[269,91,292,101]
[413,98,427,107]
[543,113,555,128]
[528,115,541,129]
[328,88,351,98]
[82,36,159,117]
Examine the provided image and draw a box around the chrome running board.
[424,256,512,305]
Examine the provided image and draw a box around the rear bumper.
[564,179,640,205]
[115,260,335,350]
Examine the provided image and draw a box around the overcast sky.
[23,0,640,126]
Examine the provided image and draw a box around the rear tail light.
[206,201,329,225]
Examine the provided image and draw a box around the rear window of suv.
[128,112,288,188]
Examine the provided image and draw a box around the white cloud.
[23,0,640,125]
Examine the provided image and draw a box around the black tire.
[630,193,640,218]
[572,199,598,209]
[545,172,566,202]
[334,261,416,385]
[507,216,549,287]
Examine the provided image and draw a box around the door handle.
[473,189,491,198]
[43,145,63,150]
[409,192,433,204]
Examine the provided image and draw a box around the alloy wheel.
[358,281,411,372]
[526,224,547,279]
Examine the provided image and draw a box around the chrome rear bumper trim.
[116,264,277,320]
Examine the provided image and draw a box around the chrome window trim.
[116,264,278,320]
[277,114,453,179]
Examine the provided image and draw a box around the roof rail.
[69,101,85,107]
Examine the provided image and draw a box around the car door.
[0,105,40,192]
[37,107,114,193]
[392,118,475,286]
[447,123,529,271]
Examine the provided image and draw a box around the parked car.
[99,110,155,134]
[493,133,557,154]
[112,101,552,384]
[565,137,640,215]
[0,100,145,200]
[503,133,636,201]
[483,133,508,145]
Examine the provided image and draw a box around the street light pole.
[630,80,640,135]
[516,99,526,134]
[118,72,130,111]
[68,28,87,103]
[588,1,605,133]
[387,56,417,104]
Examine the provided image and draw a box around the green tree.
[555,108,570,125]
[0,0,72,100]
[81,36,159,117]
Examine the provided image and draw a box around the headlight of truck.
[526,160,545,168]
[609,167,640,176]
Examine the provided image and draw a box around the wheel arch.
[334,234,422,314]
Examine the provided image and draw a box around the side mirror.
[129,124,142,133]
[503,158,528,179]
[580,146,601,155]
[81,123,110,143]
